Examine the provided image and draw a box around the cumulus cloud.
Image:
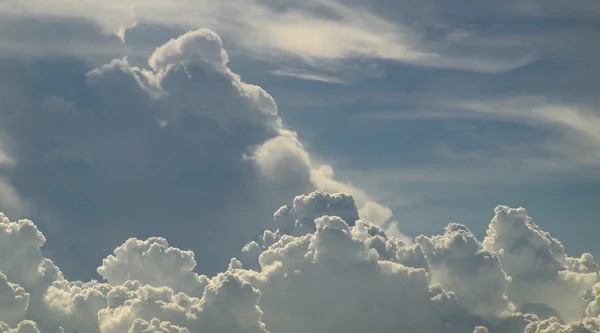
[416,223,515,318]
[0,321,41,333]
[0,25,391,280]
[148,29,230,72]
[0,273,29,328]
[524,317,600,333]
[483,206,598,322]
[3,193,600,333]
[97,237,209,297]
[3,191,600,332]
[236,215,458,333]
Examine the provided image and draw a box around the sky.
[0,1,599,333]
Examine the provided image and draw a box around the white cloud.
[416,223,515,318]
[247,130,393,226]
[127,319,189,333]
[0,321,41,333]
[97,237,209,297]
[524,317,600,333]
[311,165,393,224]
[148,28,229,73]
[268,69,349,84]
[236,215,458,333]
[483,206,598,323]
[2,192,600,332]
[248,130,312,183]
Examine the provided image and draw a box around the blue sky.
[225,35,600,256]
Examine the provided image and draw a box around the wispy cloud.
[269,69,349,84]
[1,0,535,75]
[347,94,600,186]
[452,97,600,149]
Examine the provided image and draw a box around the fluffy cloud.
[524,317,600,333]
[0,273,29,328]
[97,238,209,297]
[236,215,458,333]
[127,319,189,333]
[0,25,389,280]
[2,193,600,333]
[416,223,515,318]
[483,206,598,322]
[0,321,41,333]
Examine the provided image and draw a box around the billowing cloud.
[483,206,598,322]
[0,272,29,328]
[2,193,600,333]
[97,237,209,297]
[0,321,41,333]
[0,26,389,280]
[416,223,515,318]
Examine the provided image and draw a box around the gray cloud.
[0,23,389,281]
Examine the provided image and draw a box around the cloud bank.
[2,193,600,333]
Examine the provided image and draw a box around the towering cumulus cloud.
[0,25,387,279]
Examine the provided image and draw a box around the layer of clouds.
[2,192,600,332]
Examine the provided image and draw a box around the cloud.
[346,95,600,189]
[452,98,600,151]
[0,25,393,281]
[127,319,189,333]
[268,69,349,84]
[483,206,598,323]
[0,272,29,328]
[97,237,209,297]
[0,0,537,76]
[524,317,600,333]
[247,130,393,225]
[0,321,41,333]
[311,165,393,224]
[1,8,599,333]
[416,223,515,318]
[3,193,600,332]
[148,28,230,72]
[235,215,458,333]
